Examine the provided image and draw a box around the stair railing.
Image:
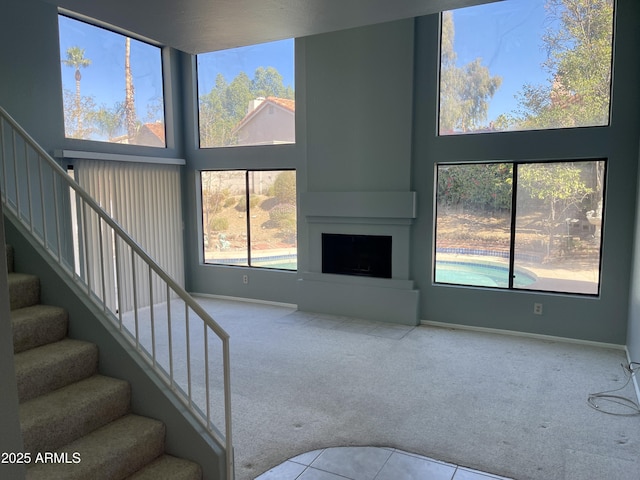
[0,106,233,479]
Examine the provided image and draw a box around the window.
[58,15,166,146]
[439,0,614,135]
[197,39,295,148]
[435,160,605,295]
[202,170,297,270]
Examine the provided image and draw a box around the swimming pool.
[435,260,536,288]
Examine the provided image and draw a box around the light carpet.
[128,296,640,480]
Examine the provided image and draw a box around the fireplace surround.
[297,191,419,325]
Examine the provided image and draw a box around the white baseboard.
[421,319,626,351]
[190,292,297,309]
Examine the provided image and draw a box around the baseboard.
[191,292,298,309]
[421,319,626,351]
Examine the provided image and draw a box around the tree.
[439,11,502,133]
[199,66,294,147]
[62,46,92,135]
[437,163,512,212]
[93,102,125,141]
[273,171,296,205]
[252,67,289,98]
[515,0,614,129]
[62,89,96,139]
[124,37,138,140]
[518,162,593,257]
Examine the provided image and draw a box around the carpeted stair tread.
[125,454,203,480]
[11,304,68,353]
[20,374,131,454]
[25,414,167,480]
[8,272,40,310]
[15,338,99,402]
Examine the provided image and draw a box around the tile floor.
[255,446,513,480]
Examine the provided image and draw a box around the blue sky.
[448,0,555,122]
[59,1,567,129]
[58,15,165,124]
[58,14,294,125]
[196,40,295,97]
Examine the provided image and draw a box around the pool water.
[435,260,536,288]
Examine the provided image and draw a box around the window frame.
[200,168,297,271]
[57,11,168,149]
[195,39,296,149]
[437,1,616,137]
[433,159,607,296]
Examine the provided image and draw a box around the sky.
[448,0,553,123]
[58,14,294,132]
[196,40,295,97]
[59,1,608,133]
[58,15,165,126]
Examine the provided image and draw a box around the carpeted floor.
[127,296,640,480]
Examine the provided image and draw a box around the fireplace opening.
[322,233,392,278]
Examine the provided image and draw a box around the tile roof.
[266,96,295,112]
[143,122,166,142]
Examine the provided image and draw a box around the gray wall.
[0,204,26,480]
[0,0,185,160]
[628,135,640,362]
[2,0,640,347]
[412,1,640,344]
[185,2,640,343]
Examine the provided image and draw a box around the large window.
[58,15,166,146]
[435,160,605,295]
[202,170,297,270]
[197,39,295,148]
[439,0,614,135]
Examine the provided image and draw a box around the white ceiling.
[44,0,500,54]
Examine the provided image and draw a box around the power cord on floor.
[587,362,640,416]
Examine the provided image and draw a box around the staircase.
[7,244,202,480]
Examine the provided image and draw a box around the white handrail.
[0,106,233,479]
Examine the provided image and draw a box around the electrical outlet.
[533,303,543,315]
[242,274,249,284]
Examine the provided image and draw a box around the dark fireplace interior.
[322,233,392,278]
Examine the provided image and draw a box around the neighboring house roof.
[110,122,166,147]
[232,96,295,135]
[141,122,166,143]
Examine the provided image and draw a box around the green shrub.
[236,194,261,212]
[268,203,296,227]
[210,217,229,232]
[273,171,296,204]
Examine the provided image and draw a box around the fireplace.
[322,233,392,278]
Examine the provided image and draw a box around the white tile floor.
[255,446,513,480]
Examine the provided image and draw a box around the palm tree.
[124,38,138,141]
[62,46,91,132]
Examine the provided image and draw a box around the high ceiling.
[44,0,500,54]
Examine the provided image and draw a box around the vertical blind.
[74,159,184,312]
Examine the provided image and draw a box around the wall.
[0,203,26,480]
[1,2,227,476]
[182,1,640,341]
[0,0,184,160]
[412,0,640,344]
[3,0,640,345]
[0,0,64,150]
[628,135,640,362]
[296,20,419,324]
[181,44,301,304]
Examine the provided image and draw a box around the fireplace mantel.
[301,191,416,221]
